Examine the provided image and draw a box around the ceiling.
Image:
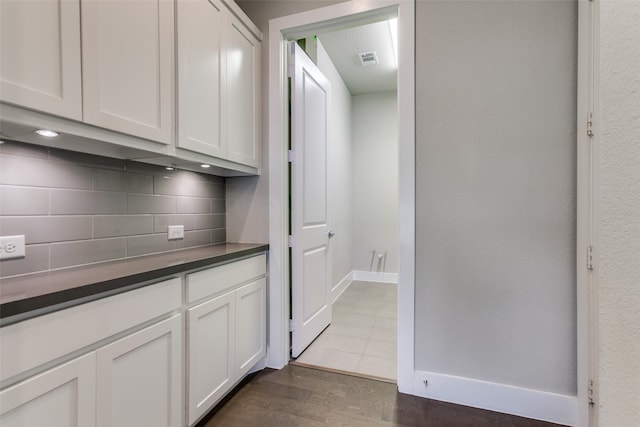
[317,19,397,95]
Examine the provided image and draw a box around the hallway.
[294,281,397,381]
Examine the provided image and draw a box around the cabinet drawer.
[1,278,181,383]
[187,254,266,304]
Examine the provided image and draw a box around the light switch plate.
[0,235,26,259]
[168,225,184,240]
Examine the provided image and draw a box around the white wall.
[315,39,354,291]
[597,1,640,425]
[351,91,398,273]
[415,0,577,397]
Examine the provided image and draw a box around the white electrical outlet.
[168,225,184,240]
[0,235,26,260]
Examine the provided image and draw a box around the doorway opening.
[287,22,400,381]
[266,0,416,392]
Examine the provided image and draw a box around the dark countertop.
[0,243,268,323]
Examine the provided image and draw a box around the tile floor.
[294,281,397,381]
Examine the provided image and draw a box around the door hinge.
[288,235,294,247]
[588,379,596,405]
[587,245,594,271]
[288,319,294,332]
[288,64,295,78]
[587,113,594,137]
[288,150,294,163]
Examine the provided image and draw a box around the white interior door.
[290,42,332,358]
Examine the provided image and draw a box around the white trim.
[352,271,398,284]
[267,1,415,386]
[412,371,578,426]
[576,1,597,426]
[396,0,416,395]
[331,272,353,304]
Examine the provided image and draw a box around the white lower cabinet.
[0,254,267,427]
[235,279,267,378]
[187,292,235,425]
[186,256,267,426]
[0,315,182,427]
[0,353,96,427]
[97,315,182,427]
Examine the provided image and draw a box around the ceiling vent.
[358,51,378,66]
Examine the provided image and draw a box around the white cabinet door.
[235,278,267,378]
[96,315,182,427]
[225,14,260,168]
[176,0,226,158]
[0,353,96,427]
[81,0,174,144]
[0,0,82,120]
[187,291,235,426]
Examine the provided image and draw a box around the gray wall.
[598,1,640,424]
[0,141,226,277]
[316,40,353,288]
[351,91,398,273]
[415,0,577,394]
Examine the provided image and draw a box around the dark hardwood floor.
[203,365,565,427]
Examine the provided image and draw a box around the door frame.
[266,0,416,393]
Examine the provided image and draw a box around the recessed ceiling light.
[35,129,59,137]
[165,166,175,171]
[200,164,210,168]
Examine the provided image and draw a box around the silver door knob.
[328,230,336,238]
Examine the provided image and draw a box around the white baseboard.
[331,272,353,304]
[352,270,398,284]
[412,370,577,426]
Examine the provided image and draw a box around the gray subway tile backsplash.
[154,175,225,198]
[1,154,93,189]
[211,199,225,213]
[51,238,127,269]
[0,244,50,277]
[0,216,93,244]
[0,141,227,277]
[94,215,154,238]
[127,194,176,214]
[126,234,176,257]
[177,230,212,249]
[194,214,225,230]
[177,196,211,214]
[153,214,196,233]
[212,228,226,244]
[0,186,49,215]
[93,169,153,194]
[51,189,127,215]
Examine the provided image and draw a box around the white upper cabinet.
[0,0,260,174]
[81,0,174,144]
[225,13,260,168]
[176,0,226,158]
[176,0,261,169]
[0,0,82,120]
